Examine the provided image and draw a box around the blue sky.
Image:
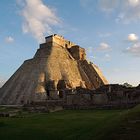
[0,0,140,87]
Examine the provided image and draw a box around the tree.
[123,82,133,88]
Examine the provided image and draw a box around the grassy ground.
[108,105,140,140]
[0,105,140,140]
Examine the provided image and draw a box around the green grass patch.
[108,105,140,140]
[0,106,139,140]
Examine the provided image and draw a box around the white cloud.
[81,0,140,23]
[116,0,140,23]
[99,0,140,23]
[127,33,139,42]
[5,36,14,43]
[128,0,140,7]
[98,42,110,50]
[18,0,61,42]
[125,42,140,56]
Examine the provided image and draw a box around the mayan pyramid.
[0,34,108,105]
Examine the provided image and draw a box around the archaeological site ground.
[0,105,140,140]
[0,35,140,140]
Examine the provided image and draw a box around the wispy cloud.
[81,0,140,23]
[125,42,140,56]
[5,36,14,43]
[18,0,61,42]
[98,42,111,51]
[115,0,140,23]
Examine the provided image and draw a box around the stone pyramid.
[0,34,108,105]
